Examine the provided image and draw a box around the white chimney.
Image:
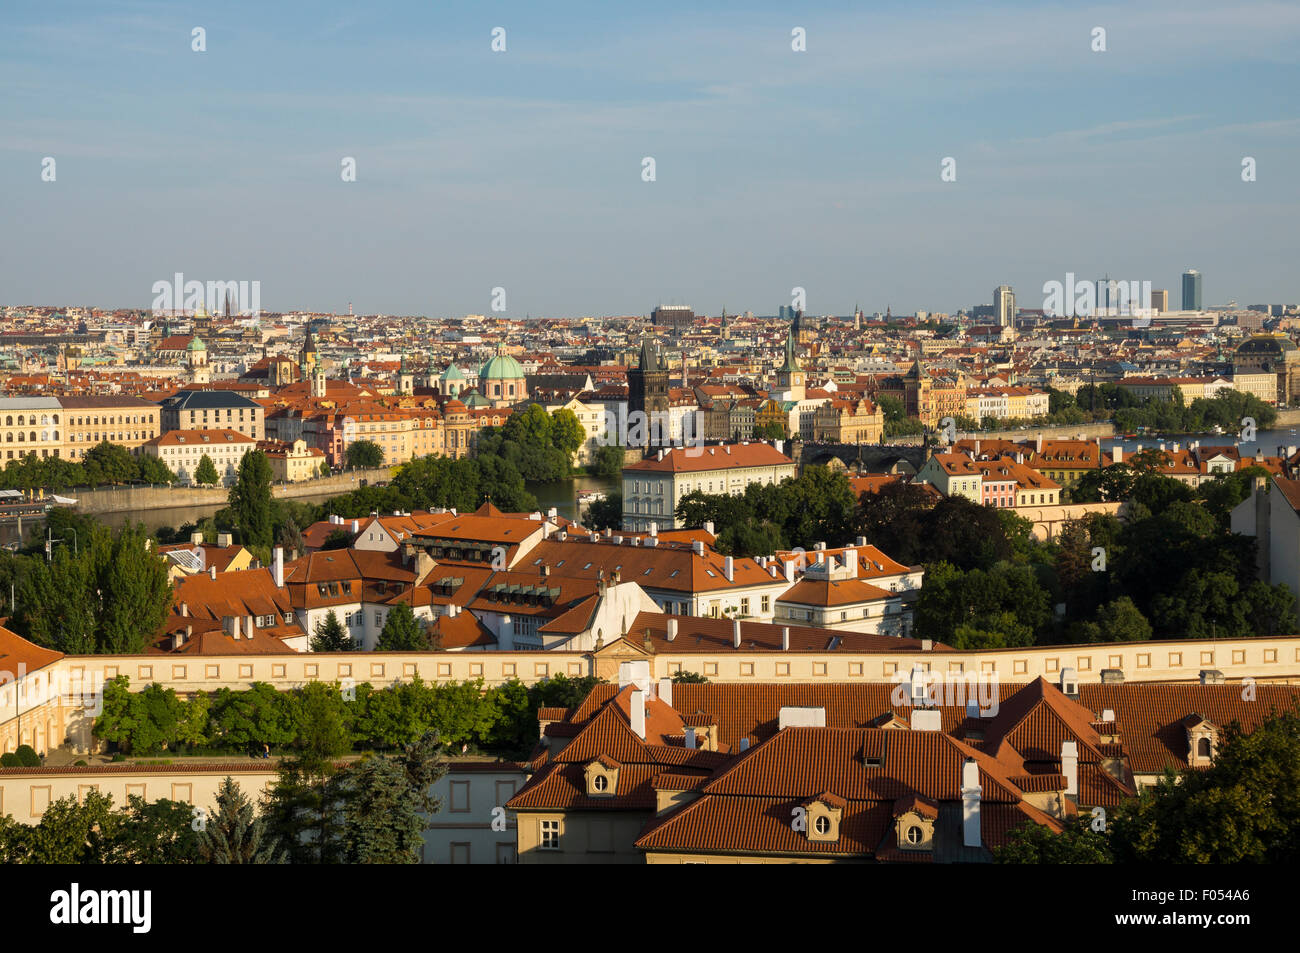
[209,565,217,580]
[855,536,867,547]
[273,547,284,587]
[1061,740,1079,796]
[649,522,658,537]
[783,559,795,583]
[180,602,189,617]
[961,759,982,848]
[781,627,790,651]
[666,618,678,642]
[778,706,827,729]
[732,619,742,648]
[843,548,857,577]
[1112,445,1123,464]
[912,709,942,731]
[1060,667,1078,697]
[684,727,696,749]
[724,556,734,581]
[909,665,927,706]
[692,540,704,556]
[1035,433,1043,453]
[352,519,360,534]
[630,689,646,739]
[658,677,673,707]
[244,616,254,639]
[704,520,715,536]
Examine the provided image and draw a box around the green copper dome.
[479,352,525,381]
[441,363,466,381]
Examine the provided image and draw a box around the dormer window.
[802,792,845,843]
[892,793,938,852]
[584,757,620,798]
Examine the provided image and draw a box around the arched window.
[1198,737,1212,758]
[3,416,9,426]
[814,815,831,835]
[16,416,23,427]
[29,432,36,443]
[52,415,58,424]
[16,433,23,443]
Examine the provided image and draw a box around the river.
[1099,427,1300,458]
[1,474,621,549]
[526,474,620,522]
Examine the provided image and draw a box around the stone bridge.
[795,442,928,473]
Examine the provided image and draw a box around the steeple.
[639,335,661,372]
[780,325,801,374]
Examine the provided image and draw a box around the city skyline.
[3,1,1300,315]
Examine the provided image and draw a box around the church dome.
[441,363,466,381]
[479,353,525,381]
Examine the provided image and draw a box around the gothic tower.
[628,335,670,450]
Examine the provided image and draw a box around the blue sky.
[3,0,1299,317]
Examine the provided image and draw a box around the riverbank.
[71,467,393,516]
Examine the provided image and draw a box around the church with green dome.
[478,346,528,408]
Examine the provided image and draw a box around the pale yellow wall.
[514,810,647,864]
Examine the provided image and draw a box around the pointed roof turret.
[639,335,662,372]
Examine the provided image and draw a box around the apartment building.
[58,395,161,460]
[622,442,797,532]
[161,390,265,441]
[143,429,256,486]
[0,396,63,461]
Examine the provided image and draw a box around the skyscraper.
[1183,270,1203,311]
[994,286,1016,327]
[1152,289,1169,313]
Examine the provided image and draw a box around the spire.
[780,325,801,373]
[639,335,661,372]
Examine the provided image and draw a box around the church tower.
[311,362,327,399]
[398,354,414,396]
[777,326,806,401]
[301,328,318,373]
[628,335,670,449]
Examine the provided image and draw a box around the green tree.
[228,450,276,550]
[995,816,1112,863]
[82,441,137,485]
[671,671,709,683]
[376,602,430,651]
[346,440,385,469]
[339,730,447,864]
[97,524,172,654]
[137,454,176,485]
[584,493,623,531]
[591,444,625,480]
[311,610,353,652]
[291,681,353,771]
[194,454,220,486]
[100,796,200,864]
[1110,709,1300,863]
[197,777,286,864]
[1094,596,1153,642]
[550,408,585,458]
